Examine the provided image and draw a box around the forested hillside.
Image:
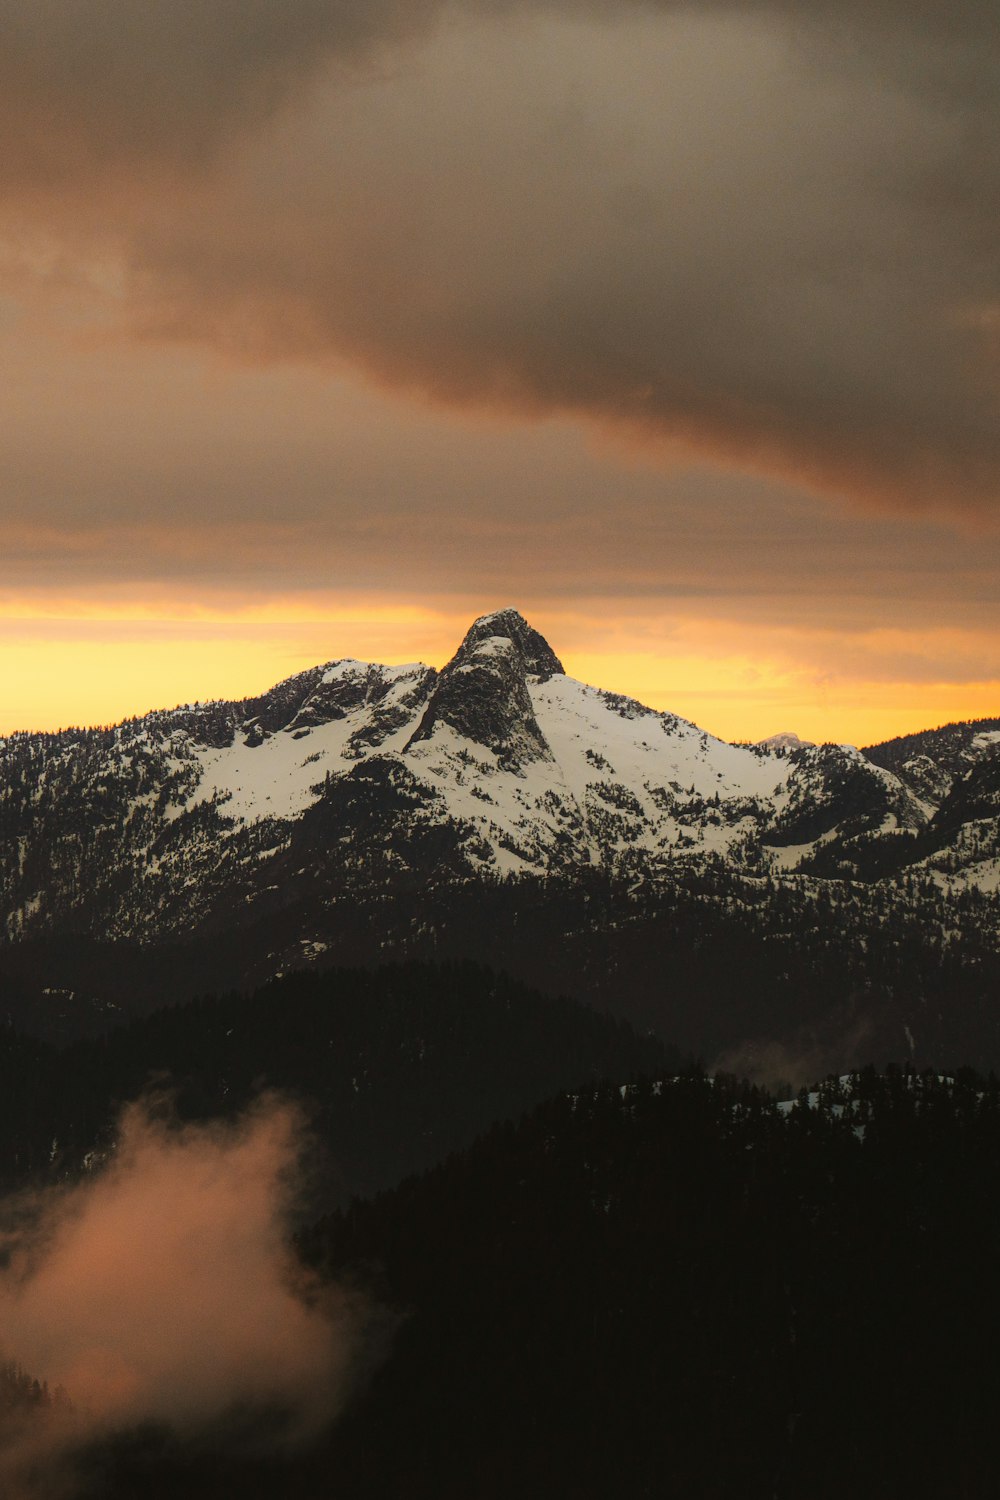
[0,962,674,1201]
[59,1066,1000,1499]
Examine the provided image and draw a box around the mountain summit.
[406,609,561,769]
[452,609,565,678]
[0,605,994,920]
[1,609,998,1064]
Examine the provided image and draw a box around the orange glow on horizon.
[0,595,996,748]
[561,650,1000,749]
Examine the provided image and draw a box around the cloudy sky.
[1,0,997,742]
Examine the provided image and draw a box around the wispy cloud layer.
[2,0,998,516]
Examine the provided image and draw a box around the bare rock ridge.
[406,609,561,768]
[456,608,565,679]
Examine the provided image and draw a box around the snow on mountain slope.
[531,676,785,803]
[193,607,927,884]
[181,662,430,824]
[399,667,790,876]
[0,607,992,946]
[863,718,1000,800]
[148,609,806,877]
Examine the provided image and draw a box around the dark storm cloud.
[2,0,999,515]
[3,0,996,171]
[0,0,439,181]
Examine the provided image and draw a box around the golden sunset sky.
[1,1,997,746]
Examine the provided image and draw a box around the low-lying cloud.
[0,1095,373,1498]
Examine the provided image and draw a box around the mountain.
[1,608,998,1066]
[757,730,815,750]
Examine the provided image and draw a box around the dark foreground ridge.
[0,962,675,1202]
[67,1067,1000,1500]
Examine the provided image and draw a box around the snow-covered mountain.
[1,609,998,1064]
[0,607,929,929]
[757,730,816,751]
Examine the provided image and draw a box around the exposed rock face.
[455,608,565,678]
[406,612,556,770]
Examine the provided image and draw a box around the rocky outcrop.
[406,610,558,770]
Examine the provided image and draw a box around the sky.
[0,0,997,745]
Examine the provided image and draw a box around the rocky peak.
[758,731,816,752]
[453,609,564,680]
[405,610,556,769]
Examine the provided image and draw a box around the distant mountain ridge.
[757,730,815,751]
[1,609,998,1066]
